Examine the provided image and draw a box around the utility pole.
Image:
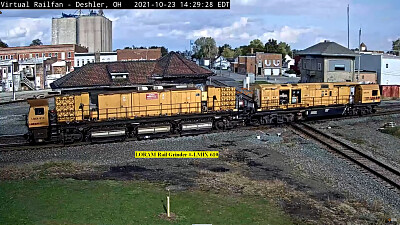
[347,4,350,49]
[11,62,15,101]
[357,27,361,81]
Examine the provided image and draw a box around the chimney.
[251,48,254,54]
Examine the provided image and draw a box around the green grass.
[0,179,292,225]
[381,127,400,138]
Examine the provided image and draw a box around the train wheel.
[215,120,225,130]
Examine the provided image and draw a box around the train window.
[291,90,301,104]
[372,90,378,96]
[321,84,329,89]
[279,90,289,105]
[329,91,332,96]
[35,108,44,115]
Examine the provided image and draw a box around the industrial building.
[298,41,357,83]
[52,10,112,52]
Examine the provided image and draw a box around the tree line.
[192,37,294,62]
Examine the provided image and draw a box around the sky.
[0,0,399,52]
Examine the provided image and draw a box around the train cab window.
[35,108,44,115]
[372,90,378,96]
[291,90,301,104]
[321,84,329,89]
[279,90,289,105]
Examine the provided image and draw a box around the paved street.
[0,89,54,104]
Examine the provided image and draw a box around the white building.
[74,52,117,68]
[0,60,20,92]
[283,55,295,71]
[356,52,400,85]
[213,56,230,70]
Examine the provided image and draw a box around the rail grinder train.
[26,82,380,144]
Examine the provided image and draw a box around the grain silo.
[51,10,112,53]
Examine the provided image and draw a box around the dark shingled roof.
[297,41,357,57]
[51,52,214,89]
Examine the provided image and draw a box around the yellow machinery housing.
[97,89,203,120]
[55,93,90,122]
[206,86,236,111]
[253,82,380,111]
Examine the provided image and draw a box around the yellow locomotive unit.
[26,83,380,144]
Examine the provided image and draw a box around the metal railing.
[55,100,236,122]
[259,95,353,110]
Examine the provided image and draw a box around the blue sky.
[0,0,399,51]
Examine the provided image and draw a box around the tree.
[30,39,43,46]
[149,46,168,56]
[277,41,293,61]
[222,47,235,58]
[264,39,279,53]
[249,39,264,53]
[218,44,231,55]
[0,39,8,48]
[393,38,400,56]
[193,37,218,60]
[234,48,242,58]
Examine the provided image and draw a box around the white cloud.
[0,18,50,46]
[259,26,314,44]
[187,17,250,40]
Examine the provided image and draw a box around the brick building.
[0,44,88,69]
[231,53,282,76]
[117,48,162,61]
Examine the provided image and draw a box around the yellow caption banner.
[135,151,219,158]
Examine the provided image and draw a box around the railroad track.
[290,122,400,191]
[1,107,400,152]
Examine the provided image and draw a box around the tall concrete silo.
[51,11,112,53]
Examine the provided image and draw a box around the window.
[49,53,52,57]
[0,56,2,60]
[317,63,322,71]
[321,84,329,89]
[77,60,80,67]
[334,64,345,71]
[42,53,45,57]
[35,53,39,58]
[386,64,389,68]
[55,53,58,57]
[372,90,378,96]
[10,55,13,59]
[68,52,71,58]
[82,59,85,65]
[5,55,8,59]
[303,60,306,69]
[34,108,44,115]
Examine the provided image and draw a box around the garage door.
[264,69,272,76]
[272,69,280,75]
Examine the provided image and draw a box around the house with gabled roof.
[297,41,357,83]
